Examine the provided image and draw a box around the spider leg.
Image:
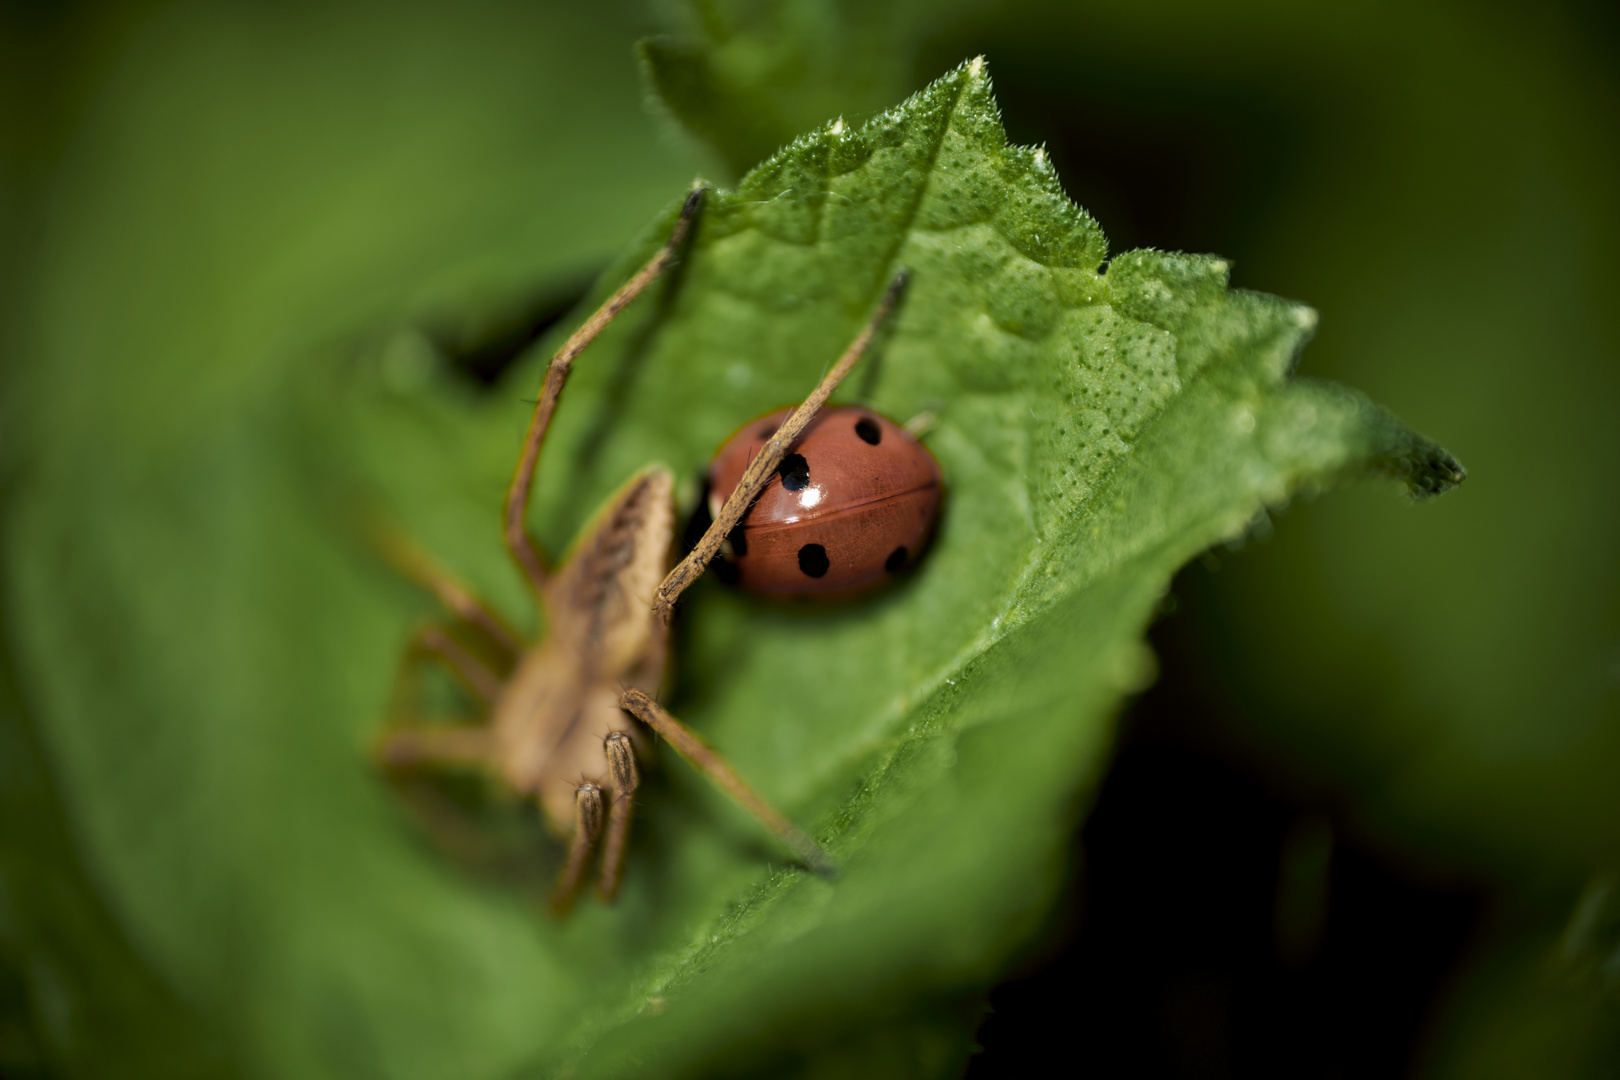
[372,617,500,771]
[620,689,833,876]
[551,783,605,914]
[375,724,494,770]
[651,271,908,624]
[410,624,503,707]
[505,185,707,597]
[373,529,523,661]
[596,732,640,900]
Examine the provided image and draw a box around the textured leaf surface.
[3,42,1460,1080]
[655,3,1620,1074]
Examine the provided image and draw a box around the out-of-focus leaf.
[0,628,231,1077]
[1418,872,1620,1078]
[0,2,698,1076]
[641,0,961,178]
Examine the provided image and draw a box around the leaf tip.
[1402,447,1467,499]
[1375,424,1467,500]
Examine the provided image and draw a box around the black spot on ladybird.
[798,543,829,578]
[885,546,907,573]
[779,453,810,491]
[727,525,748,558]
[855,417,882,445]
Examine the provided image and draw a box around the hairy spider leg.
[504,185,707,597]
[410,624,502,706]
[552,784,605,913]
[373,527,524,661]
[619,272,909,875]
[621,690,833,876]
[597,731,640,900]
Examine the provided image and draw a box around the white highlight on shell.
[799,487,824,510]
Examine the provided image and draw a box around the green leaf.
[346,59,1460,1076]
[3,42,1460,1080]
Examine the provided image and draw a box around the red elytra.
[707,405,943,595]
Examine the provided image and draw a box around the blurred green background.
[2,0,1616,1076]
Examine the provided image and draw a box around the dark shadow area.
[432,275,596,389]
[966,561,1487,1079]
[550,236,702,526]
[913,35,1312,276]
[907,30,1485,1077]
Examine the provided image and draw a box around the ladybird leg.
[409,624,504,707]
[373,528,523,661]
[375,723,493,770]
[550,783,606,914]
[620,689,834,876]
[651,271,909,625]
[596,732,640,900]
[902,409,939,439]
[505,185,707,598]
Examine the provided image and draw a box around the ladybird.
[707,405,943,595]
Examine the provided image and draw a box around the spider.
[375,186,910,910]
